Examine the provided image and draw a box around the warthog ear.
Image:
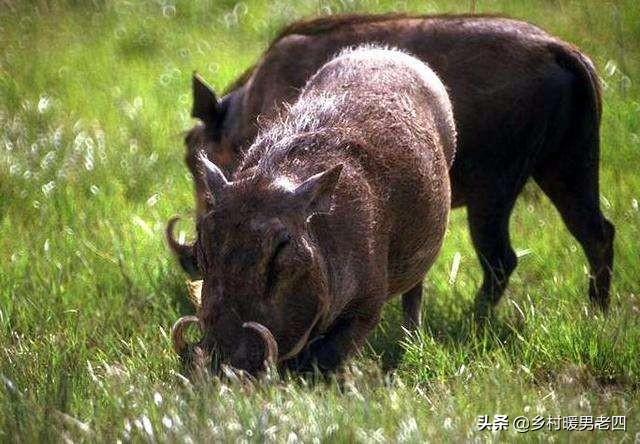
[293,164,343,215]
[198,151,229,203]
[192,72,220,123]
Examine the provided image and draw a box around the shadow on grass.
[365,291,526,372]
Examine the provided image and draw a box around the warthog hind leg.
[401,283,422,331]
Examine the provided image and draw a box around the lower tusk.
[221,364,257,386]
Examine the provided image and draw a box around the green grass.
[1,0,639,441]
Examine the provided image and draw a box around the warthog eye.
[265,235,290,294]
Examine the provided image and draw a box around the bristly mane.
[248,93,349,177]
[223,12,504,94]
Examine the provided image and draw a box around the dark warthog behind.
[171,47,455,375]
[168,14,614,318]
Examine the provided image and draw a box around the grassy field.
[1,0,639,441]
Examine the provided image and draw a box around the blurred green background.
[1,0,638,441]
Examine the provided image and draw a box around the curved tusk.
[242,321,278,367]
[166,217,200,278]
[171,315,201,356]
[166,217,191,255]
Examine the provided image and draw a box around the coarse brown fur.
[171,13,614,318]
[193,47,455,374]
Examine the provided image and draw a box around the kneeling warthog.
[172,46,456,375]
[168,14,614,317]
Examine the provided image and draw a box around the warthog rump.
[172,46,456,375]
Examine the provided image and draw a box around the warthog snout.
[171,316,279,374]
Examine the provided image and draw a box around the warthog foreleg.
[288,311,381,374]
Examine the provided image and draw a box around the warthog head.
[167,74,243,279]
[172,152,342,376]
[184,74,242,215]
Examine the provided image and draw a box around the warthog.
[168,14,614,317]
[171,46,456,375]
